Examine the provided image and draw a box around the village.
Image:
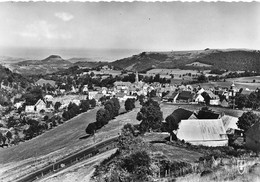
[0,64,259,154]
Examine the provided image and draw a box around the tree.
[5,131,12,143]
[165,114,179,141]
[111,97,120,117]
[235,94,248,109]
[136,99,163,133]
[89,98,96,108]
[54,102,62,111]
[62,111,70,121]
[85,122,97,135]
[96,108,109,128]
[237,111,260,132]
[201,92,211,105]
[197,74,208,83]
[125,98,135,111]
[80,100,90,112]
[138,94,145,105]
[104,100,115,119]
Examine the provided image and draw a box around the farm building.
[177,119,228,146]
[245,122,260,152]
[177,91,194,103]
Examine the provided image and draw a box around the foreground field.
[0,101,251,181]
[38,149,117,182]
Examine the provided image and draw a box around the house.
[34,99,47,112]
[194,94,204,103]
[162,92,179,103]
[25,99,48,113]
[219,99,229,108]
[36,78,55,87]
[25,105,35,113]
[177,91,194,103]
[177,119,228,146]
[88,91,98,100]
[44,95,54,102]
[245,122,260,152]
[114,81,131,90]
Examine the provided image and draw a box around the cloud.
[55,12,74,22]
[18,21,72,40]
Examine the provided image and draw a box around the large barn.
[177,119,228,146]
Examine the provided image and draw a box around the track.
[15,136,118,182]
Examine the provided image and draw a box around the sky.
[0,2,260,55]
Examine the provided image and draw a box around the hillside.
[0,64,30,87]
[110,49,260,72]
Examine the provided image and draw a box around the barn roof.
[171,108,194,123]
[177,91,194,100]
[221,115,239,131]
[177,119,228,142]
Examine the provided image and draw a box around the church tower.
[135,71,139,83]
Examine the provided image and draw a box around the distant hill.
[16,55,72,66]
[11,55,73,75]
[110,49,260,72]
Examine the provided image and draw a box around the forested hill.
[0,64,31,88]
[110,49,260,72]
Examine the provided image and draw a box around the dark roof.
[171,108,194,123]
[177,91,194,100]
[195,109,220,119]
[163,92,178,99]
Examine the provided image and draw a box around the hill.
[11,55,73,75]
[110,49,260,72]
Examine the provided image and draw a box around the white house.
[25,105,35,113]
[35,99,47,112]
[194,94,204,103]
[88,91,98,100]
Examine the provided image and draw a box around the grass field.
[0,103,140,181]
[227,76,260,83]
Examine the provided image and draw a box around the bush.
[120,150,151,173]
